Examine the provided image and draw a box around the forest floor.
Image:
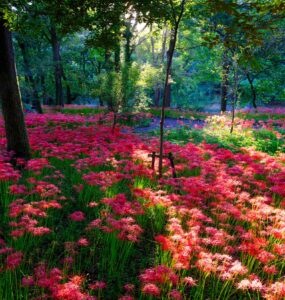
[0,107,284,300]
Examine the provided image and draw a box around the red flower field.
[0,112,284,299]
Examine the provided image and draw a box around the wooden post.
[151,152,156,170]
[168,152,177,178]
[148,151,177,178]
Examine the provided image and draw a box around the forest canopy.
[1,0,284,113]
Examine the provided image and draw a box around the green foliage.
[100,71,123,112]
[150,115,284,155]
[253,129,284,155]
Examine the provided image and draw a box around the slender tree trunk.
[0,14,30,160]
[230,58,238,134]
[246,73,257,110]
[96,62,104,106]
[112,112,117,134]
[17,39,43,113]
[61,68,72,104]
[153,28,168,107]
[114,44,120,72]
[40,75,48,105]
[161,28,168,64]
[122,26,132,108]
[151,28,159,106]
[154,84,161,106]
[124,22,132,64]
[104,50,112,71]
[164,31,175,108]
[221,49,230,113]
[159,0,185,177]
[50,25,63,107]
[165,80,171,107]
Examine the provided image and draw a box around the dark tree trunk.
[246,73,257,109]
[165,80,171,107]
[154,84,161,106]
[104,50,112,71]
[17,39,43,113]
[221,49,230,112]
[0,14,30,160]
[50,25,63,107]
[99,96,104,107]
[159,0,185,178]
[114,44,120,72]
[124,22,132,64]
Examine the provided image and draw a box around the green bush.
[253,129,283,154]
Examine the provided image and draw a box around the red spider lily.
[69,211,85,222]
[6,251,23,270]
[141,283,161,297]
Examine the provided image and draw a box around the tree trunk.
[124,22,132,64]
[154,84,161,106]
[230,59,238,134]
[61,68,72,104]
[164,31,175,108]
[159,0,185,178]
[165,80,171,107]
[161,28,168,64]
[50,25,63,107]
[246,73,257,109]
[0,14,30,160]
[17,38,43,113]
[40,75,48,105]
[221,49,230,113]
[104,49,112,71]
[114,44,120,72]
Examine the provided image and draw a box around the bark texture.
[0,14,30,159]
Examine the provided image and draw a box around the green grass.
[150,125,284,155]
[0,157,168,300]
[236,112,285,121]
[148,108,208,120]
[62,107,107,115]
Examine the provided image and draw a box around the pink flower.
[124,283,135,292]
[89,281,107,290]
[22,276,34,286]
[77,238,89,247]
[6,251,23,270]
[69,211,85,221]
[183,276,197,286]
[142,283,161,297]
[28,226,51,236]
[169,289,182,300]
